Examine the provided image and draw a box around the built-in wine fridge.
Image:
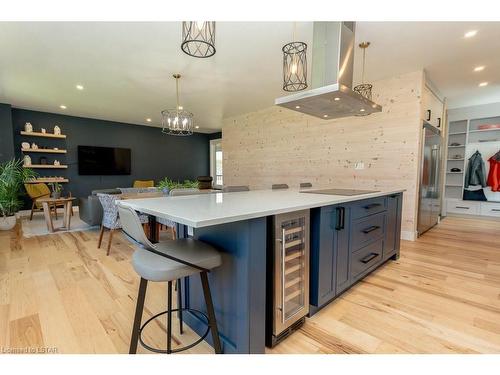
[266,210,310,347]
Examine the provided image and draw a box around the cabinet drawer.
[351,239,384,280]
[351,212,386,251]
[446,200,480,215]
[351,197,387,220]
[480,202,500,217]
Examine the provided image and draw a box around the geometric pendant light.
[161,74,194,136]
[353,41,373,101]
[282,23,308,92]
[181,22,216,58]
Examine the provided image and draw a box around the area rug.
[20,208,98,237]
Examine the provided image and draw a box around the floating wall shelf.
[21,148,67,154]
[24,164,68,169]
[20,131,66,139]
[26,178,69,184]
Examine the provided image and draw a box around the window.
[210,138,223,188]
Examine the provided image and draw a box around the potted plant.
[157,177,199,194]
[0,159,36,230]
[49,182,63,199]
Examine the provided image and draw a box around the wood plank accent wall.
[222,71,425,240]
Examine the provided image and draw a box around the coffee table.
[37,197,76,233]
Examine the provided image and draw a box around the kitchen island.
[119,189,404,354]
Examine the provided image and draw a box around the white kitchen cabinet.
[422,85,444,129]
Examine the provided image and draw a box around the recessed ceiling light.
[60,105,67,109]
[334,97,340,101]
[464,30,478,38]
[146,118,152,122]
[195,125,200,129]
[360,108,366,112]
[323,114,329,118]
[479,82,488,87]
[76,84,84,90]
[295,105,301,109]
[474,66,485,72]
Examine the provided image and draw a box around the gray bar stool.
[118,205,223,354]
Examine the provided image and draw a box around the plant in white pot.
[0,159,36,230]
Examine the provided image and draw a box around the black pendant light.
[181,22,216,58]
[282,22,307,92]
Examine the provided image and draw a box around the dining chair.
[97,193,149,255]
[222,185,250,192]
[272,184,289,190]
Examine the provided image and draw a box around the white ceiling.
[0,22,499,132]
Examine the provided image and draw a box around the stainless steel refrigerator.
[417,123,442,236]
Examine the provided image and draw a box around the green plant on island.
[0,159,37,217]
[157,177,199,191]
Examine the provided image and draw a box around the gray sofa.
[78,188,121,226]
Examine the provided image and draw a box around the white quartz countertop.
[118,189,405,228]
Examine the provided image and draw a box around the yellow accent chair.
[133,180,154,188]
[24,183,73,220]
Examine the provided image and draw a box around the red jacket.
[487,157,500,192]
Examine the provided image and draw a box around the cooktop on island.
[300,188,380,196]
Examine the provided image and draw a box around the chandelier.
[181,22,216,58]
[353,42,373,101]
[161,74,194,136]
[282,23,307,92]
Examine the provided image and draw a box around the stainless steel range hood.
[275,22,382,119]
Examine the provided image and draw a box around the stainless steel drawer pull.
[363,203,381,210]
[362,225,380,234]
[455,206,470,209]
[360,252,380,264]
[492,209,500,212]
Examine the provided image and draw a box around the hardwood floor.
[0,215,499,353]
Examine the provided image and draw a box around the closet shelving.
[445,116,500,217]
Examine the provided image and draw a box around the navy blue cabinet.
[309,193,403,315]
[384,193,402,260]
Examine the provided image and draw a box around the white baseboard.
[401,230,417,241]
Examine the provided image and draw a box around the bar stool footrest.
[139,308,210,354]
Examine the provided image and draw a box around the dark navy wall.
[0,103,14,163]
[12,108,214,199]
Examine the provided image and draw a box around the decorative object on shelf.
[54,160,60,166]
[282,22,307,92]
[452,154,463,159]
[181,21,216,58]
[21,142,30,150]
[354,42,373,102]
[450,142,462,146]
[23,155,32,166]
[54,147,59,150]
[451,168,462,172]
[48,182,63,199]
[41,128,46,134]
[39,156,48,165]
[24,122,33,133]
[161,74,194,136]
[54,125,61,135]
[0,159,36,230]
[478,124,500,130]
[31,142,38,150]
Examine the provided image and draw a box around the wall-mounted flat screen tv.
[78,145,131,175]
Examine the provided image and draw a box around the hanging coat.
[464,151,487,188]
[487,153,500,192]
